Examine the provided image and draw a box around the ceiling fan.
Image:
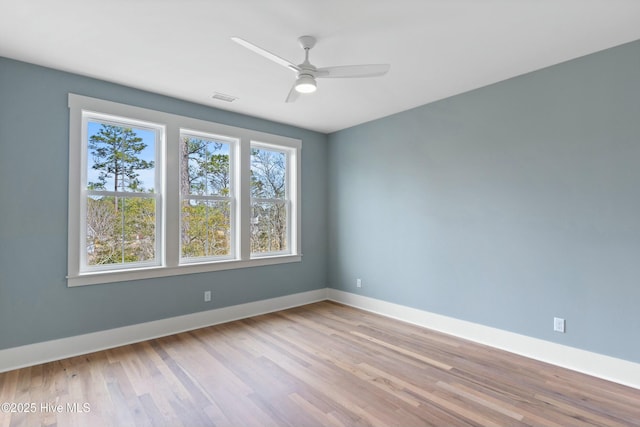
[231,35,390,102]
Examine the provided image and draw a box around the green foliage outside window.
[86,123,156,266]
[180,137,232,258]
[86,195,155,265]
[85,125,291,267]
[250,148,287,253]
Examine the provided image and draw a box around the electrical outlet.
[553,317,565,333]
[356,278,362,288]
[204,291,212,302]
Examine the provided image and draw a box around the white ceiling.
[2,0,640,134]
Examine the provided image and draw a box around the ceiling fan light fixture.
[295,74,317,93]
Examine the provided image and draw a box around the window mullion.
[238,137,251,260]
[165,126,180,268]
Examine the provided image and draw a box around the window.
[68,94,301,286]
[180,131,236,262]
[250,144,290,255]
[83,114,163,272]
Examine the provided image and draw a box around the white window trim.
[68,94,301,287]
[249,141,298,258]
[80,112,165,273]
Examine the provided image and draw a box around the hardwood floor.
[1,301,639,426]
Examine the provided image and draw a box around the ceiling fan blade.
[231,37,300,72]
[316,64,390,78]
[285,84,300,103]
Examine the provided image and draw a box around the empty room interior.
[1,1,640,426]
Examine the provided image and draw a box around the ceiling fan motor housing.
[298,35,317,50]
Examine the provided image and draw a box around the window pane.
[251,148,286,199]
[86,195,156,265]
[182,136,230,196]
[251,201,287,253]
[181,200,231,258]
[87,121,156,192]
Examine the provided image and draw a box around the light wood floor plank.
[1,301,639,426]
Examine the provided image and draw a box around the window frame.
[179,129,238,264]
[81,112,165,273]
[68,94,301,287]
[250,142,295,258]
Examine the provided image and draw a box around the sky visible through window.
[86,121,156,191]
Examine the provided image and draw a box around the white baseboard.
[4,287,639,391]
[328,289,640,390]
[0,288,328,373]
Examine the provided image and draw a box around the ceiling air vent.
[211,92,238,102]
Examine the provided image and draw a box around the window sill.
[67,254,302,287]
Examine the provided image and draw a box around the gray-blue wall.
[3,38,640,365]
[328,40,640,363]
[0,57,328,350]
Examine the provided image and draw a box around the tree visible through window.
[180,133,233,260]
[251,146,288,254]
[69,94,301,286]
[85,121,158,267]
